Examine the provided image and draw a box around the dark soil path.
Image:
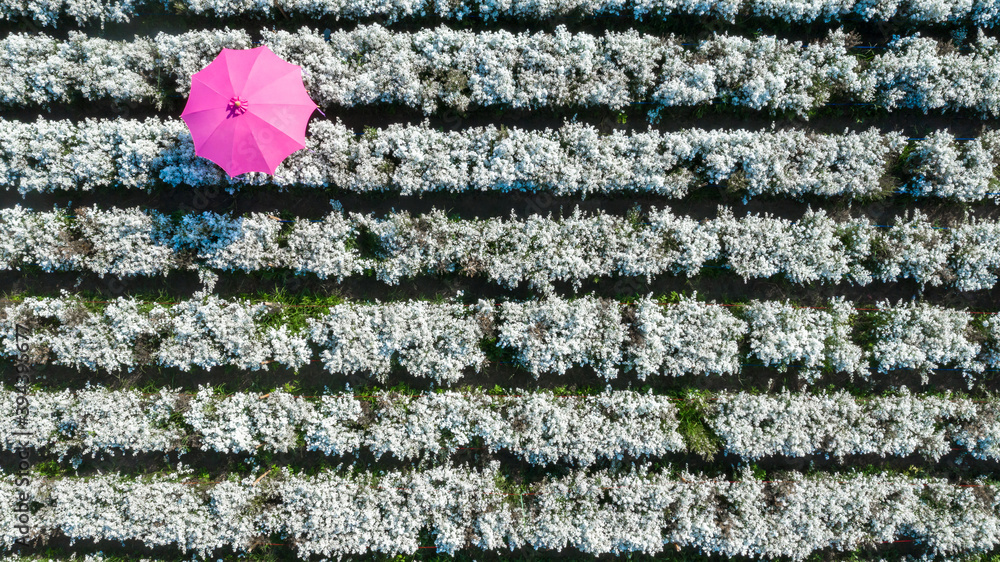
[2,6,992,45]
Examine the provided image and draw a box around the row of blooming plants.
[5,117,1000,202]
[7,27,1000,117]
[0,292,996,385]
[2,204,997,292]
[1,385,997,463]
[1,464,998,560]
[8,0,1000,26]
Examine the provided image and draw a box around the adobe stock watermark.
[10,324,34,546]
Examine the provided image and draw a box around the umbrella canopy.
[180,45,320,177]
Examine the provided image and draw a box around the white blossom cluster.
[905,130,1000,201]
[10,203,1000,292]
[183,386,315,454]
[497,295,626,379]
[0,469,260,557]
[1,117,921,200]
[0,385,184,461]
[687,126,906,199]
[860,32,1000,115]
[743,298,864,383]
[0,386,682,465]
[713,207,857,285]
[0,28,250,110]
[331,390,686,465]
[0,293,491,383]
[0,291,309,374]
[2,466,999,559]
[624,292,747,379]
[2,293,997,381]
[0,0,139,27]
[272,26,1000,118]
[708,388,983,460]
[358,206,722,291]
[6,386,1000,465]
[525,467,1000,560]
[7,0,1000,30]
[0,115,993,204]
[8,26,1000,116]
[307,299,493,384]
[869,299,984,383]
[5,116,999,203]
[0,550,167,562]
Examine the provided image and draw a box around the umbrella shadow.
[225,103,248,119]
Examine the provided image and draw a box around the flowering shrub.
[708,388,978,460]
[307,299,493,384]
[743,297,865,382]
[8,204,1000,293]
[1,469,260,556]
[624,293,747,378]
[6,27,1000,116]
[153,294,308,372]
[869,299,983,384]
[949,216,1000,291]
[283,201,364,281]
[0,387,683,465]
[7,0,1000,31]
[2,294,997,382]
[0,385,184,461]
[904,130,1000,201]
[9,117,1000,203]
[5,386,1000,463]
[0,291,311,373]
[857,31,1000,115]
[714,207,855,284]
[872,209,954,287]
[344,390,685,465]
[689,126,904,198]
[169,211,284,272]
[497,296,625,379]
[184,386,315,454]
[3,466,999,559]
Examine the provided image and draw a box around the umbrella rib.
[235,48,270,97]
[250,102,318,107]
[198,118,237,173]
[182,107,227,117]
[229,117,243,176]
[244,111,306,148]
[242,65,300,98]
[243,111,306,171]
[191,75,232,101]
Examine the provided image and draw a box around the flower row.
[2,385,997,463]
[8,0,1000,27]
[5,116,932,198]
[1,465,997,559]
[5,203,999,292]
[6,26,1000,117]
[5,116,996,201]
[0,386,685,465]
[3,293,997,384]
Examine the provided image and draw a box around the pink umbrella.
[180,45,323,178]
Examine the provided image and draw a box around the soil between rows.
[7,182,1000,223]
[2,100,995,139]
[2,8,990,44]
[3,352,995,396]
[3,447,997,486]
[1,537,932,562]
[5,268,999,312]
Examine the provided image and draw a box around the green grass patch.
[674,390,721,461]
